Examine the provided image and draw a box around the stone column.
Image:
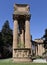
[40,44,43,56]
[20,29,24,48]
[42,45,45,53]
[35,45,38,56]
[38,44,43,56]
[13,19,18,57]
[25,16,31,48]
[38,44,39,55]
[13,19,18,48]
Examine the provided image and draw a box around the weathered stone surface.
[13,20,18,58]
[25,20,31,48]
[13,4,32,62]
[14,4,30,14]
[34,39,45,56]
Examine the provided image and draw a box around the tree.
[0,32,3,58]
[1,20,13,46]
[1,20,13,58]
[42,29,47,49]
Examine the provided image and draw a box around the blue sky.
[0,0,47,40]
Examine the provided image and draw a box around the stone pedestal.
[13,48,32,62]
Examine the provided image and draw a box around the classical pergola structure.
[34,39,45,56]
[13,4,32,62]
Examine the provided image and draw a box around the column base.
[13,57,32,62]
[13,48,32,62]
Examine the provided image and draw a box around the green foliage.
[0,32,3,57]
[1,20,13,46]
[0,60,47,65]
[0,20,13,58]
[0,32,3,46]
[42,29,47,49]
[0,59,47,65]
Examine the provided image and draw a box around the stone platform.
[13,48,32,62]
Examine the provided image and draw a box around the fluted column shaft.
[13,20,18,48]
[38,44,43,56]
[13,19,18,57]
[25,20,31,48]
[35,46,38,56]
